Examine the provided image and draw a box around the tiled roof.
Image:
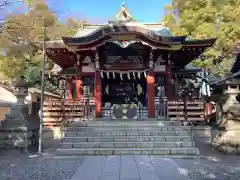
[73,2,172,38]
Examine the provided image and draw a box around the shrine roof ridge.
[62,23,186,46]
[59,21,216,50]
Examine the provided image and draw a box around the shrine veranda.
[44,4,216,124]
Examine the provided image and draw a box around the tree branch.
[0,0,23,8]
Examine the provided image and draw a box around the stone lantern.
[0,76,30,152]
[211,77,240,153]
[13,76,29,105]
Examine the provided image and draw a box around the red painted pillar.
[75,79,82,100]
[147,71,155,118]
[67,78,73,100]
[95,71,102,118]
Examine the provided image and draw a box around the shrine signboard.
[103,56,144,70]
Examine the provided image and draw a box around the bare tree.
[0,0,25,22]
[0,0,23,8]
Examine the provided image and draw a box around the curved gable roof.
[74,23,173,38]
[156,28,172,37]
[63,22,185,51]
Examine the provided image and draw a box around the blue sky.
[51,0,172,23]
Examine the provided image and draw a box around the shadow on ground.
[195,139,240,166]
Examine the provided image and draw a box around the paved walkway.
[71,156,191,180]
[1,151,240,180]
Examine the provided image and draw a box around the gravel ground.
[0,151,84,180]
[175,157,240,180]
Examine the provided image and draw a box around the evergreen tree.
[163,0,240,76]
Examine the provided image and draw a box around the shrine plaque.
[104,56,144,70]
[110,34,136,41]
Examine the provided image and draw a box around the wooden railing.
[43,98,95,127]
[43,98,206,126]
[167,100,205,123]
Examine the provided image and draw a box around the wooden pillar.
[67,77,73,100]
[147,71,155,118]
[175,75,180,100]
[95,71,102,118]
[76,56,82,100]
[166,54,172,100]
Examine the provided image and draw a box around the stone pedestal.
[0,77,32,152]
[212,88,240,153]
[0,104,29,152]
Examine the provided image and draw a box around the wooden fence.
[43,98,95,127]
[43,98,206,126]
[167,100,205,123]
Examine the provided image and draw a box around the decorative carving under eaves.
[114,41,136,48]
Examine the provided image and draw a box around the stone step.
[55,154,204,159]
[62,136,192,142]
[72,120,182,127]
[64,130,189,137]
[56,147,200,155]
[61,141,194,149]
[64,126,190,132]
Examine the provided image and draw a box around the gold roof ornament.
[115,1,133,22]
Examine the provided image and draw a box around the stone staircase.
[56,120,200,157]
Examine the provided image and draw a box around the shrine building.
[45,3,216,120]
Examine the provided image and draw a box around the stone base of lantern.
[212,120,240,154]
[0,104,39,152]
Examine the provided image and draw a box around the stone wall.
[0,128,38,150]
[0,122,64,151]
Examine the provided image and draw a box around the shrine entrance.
[102,73,147,106]
[101,72,148,119]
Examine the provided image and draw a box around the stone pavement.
[71,155,192,180]
[2,149,240,180]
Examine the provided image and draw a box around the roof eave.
[46,40,66,49]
